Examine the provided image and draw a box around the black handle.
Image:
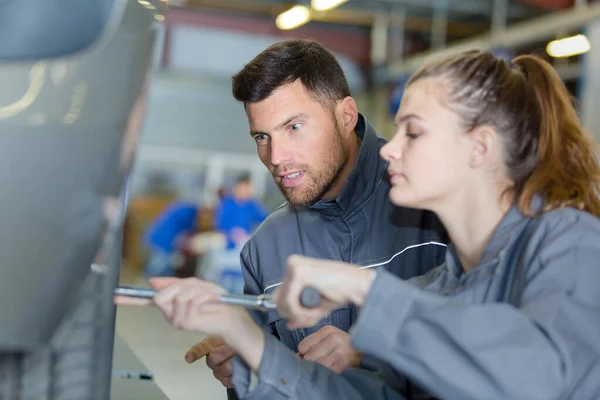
[300,287,321,308]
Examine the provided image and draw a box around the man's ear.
[469,125,499,168]
[336,97,359,136]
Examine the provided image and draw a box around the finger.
[213,358,233,379]
[317,352,346,373]
[280,255,332,325]
[297,326,336,355]
[184,290,223,333]
[271,287,281,304]
[185,336,225,364]
[113,295,152,306]
[287,307,330,330]
[150,277,183,289]
[171,284,204,329]
[305,302,338,326]
[286,313,319,330]
[153,283,184,320]
[207,345,236,367]
[173,280,223,329]
[279,282,305,322]
[301,338,337,364]
[221,377,234,389]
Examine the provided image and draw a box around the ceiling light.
[546,34,590,58]
[311,0,349,11]
[276,6,311,30]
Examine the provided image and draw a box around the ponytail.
[513,55,600,217]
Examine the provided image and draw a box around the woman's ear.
[469,125,499,168]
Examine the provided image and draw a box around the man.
[143,200,197,278]
[185,39,447,399]
[213,174,268,250]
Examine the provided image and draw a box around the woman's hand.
[144,277,266,372]
[151,277,235,336]
[273,255,375,330]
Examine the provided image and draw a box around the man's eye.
[254,134,269,143]
[407,133,420,140]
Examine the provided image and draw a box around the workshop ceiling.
[172,0,562,38]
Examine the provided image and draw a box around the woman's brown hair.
[407,50,600,217]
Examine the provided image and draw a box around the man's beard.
[274,124,349,207]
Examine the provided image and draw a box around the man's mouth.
[279,171,305,188]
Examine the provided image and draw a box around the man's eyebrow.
[276,113,308,129]
[250,113,308,136]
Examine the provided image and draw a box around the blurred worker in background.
[143,200,198,278]
[213,174,268,249]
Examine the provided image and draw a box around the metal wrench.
[114,285,321,311]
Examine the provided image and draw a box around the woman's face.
[380,78,476,211]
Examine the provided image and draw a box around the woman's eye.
[290,123,302,131]
[407,133,420,140]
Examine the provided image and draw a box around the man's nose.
[270,136,294,166]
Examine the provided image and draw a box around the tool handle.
[114,285,156,299]
[299,287,321,308]
[114,285,322,309]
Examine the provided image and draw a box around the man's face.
[246,80,349,207]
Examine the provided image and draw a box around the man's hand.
[185,336,235,389]
[297,325,363,373]
[185,336,225,363]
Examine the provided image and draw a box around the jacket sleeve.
[232,334,408,400]
[227,242,276,400]
[350,242,600,400]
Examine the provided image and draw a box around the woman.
[143,51,600,399]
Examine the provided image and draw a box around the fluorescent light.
[137,0,151,5]
[546,34,590,58]
[311,0,349,11]
[154,14,165,22]
[276,6,311,30]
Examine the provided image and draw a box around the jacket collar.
[309,113,387,217]
[446,197,541,277]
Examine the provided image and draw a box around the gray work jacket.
[233,202,600,400]
[226,114,447,399]
[240,113,447,349]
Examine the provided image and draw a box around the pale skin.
[115,77,516,380]
[248,79,361,206]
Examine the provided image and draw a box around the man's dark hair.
[232,39,351,111]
